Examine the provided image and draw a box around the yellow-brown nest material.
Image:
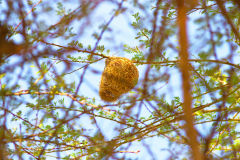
[99,57,139,102]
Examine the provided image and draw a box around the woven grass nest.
[99,57,139,102]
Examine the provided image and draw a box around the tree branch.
[215,0,240,42]
[176,0,202,159]
[40,40,108,58]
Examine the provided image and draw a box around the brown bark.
[176,0,203,159]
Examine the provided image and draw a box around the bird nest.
[99,57,139,102]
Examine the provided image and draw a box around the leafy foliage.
[0,0,240,159]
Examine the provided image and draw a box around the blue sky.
[1,0,239,159]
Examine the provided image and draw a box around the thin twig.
[40,40,108,58]
[14,0,43,32]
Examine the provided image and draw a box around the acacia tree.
[0,0,240,159]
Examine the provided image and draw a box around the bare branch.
[176,0,203,159]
